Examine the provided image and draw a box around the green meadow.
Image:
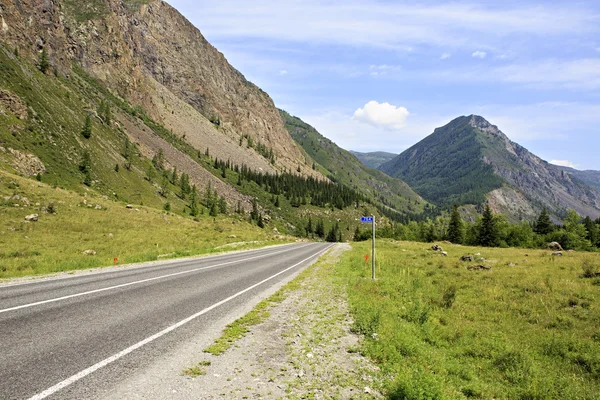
[339,240,600,399]
[0,171,289,279]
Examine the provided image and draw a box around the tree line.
[356,204,600,251]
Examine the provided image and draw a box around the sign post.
[361,216,375,280]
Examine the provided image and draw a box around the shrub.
[441,285,457,308]
[581,258,599,278]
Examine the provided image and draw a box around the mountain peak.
[468,115,502,137]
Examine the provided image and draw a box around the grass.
[337,240,600,399]
[0,170,290,279]
[182,360,211,377]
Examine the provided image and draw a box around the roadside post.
[361,216,375,279]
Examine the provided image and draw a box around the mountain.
[559,167,600,191]
[0,0,411,241]
[350,151,397,169]
[379,115,600,220]
[280,110,426,217]
[0,0,318,179]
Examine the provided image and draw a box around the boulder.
[126,204,133,209]
[24,214,38,222]
[467,264,492,271]
[83,250,97,256]
[432,244,443,252]
[441,251,448,257]
[461,255,474,262]
[547,242,563,251]
[552,251,563,256]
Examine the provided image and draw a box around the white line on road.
[28,244,334,400]
[0,243,313,315]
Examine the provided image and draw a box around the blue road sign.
[361,216,373,223]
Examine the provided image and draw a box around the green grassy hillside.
[0,170,285,279]
[379,116,504,206]
[280,109,426,218]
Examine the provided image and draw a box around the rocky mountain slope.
[350,151,397,169]
[379,115,600,220]
[0,0,318,178]
[280,110,426,218]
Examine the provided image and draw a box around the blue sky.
[167,0,600,170]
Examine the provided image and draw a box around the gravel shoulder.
[103,243,382,399]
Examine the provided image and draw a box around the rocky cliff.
[0,0,317,177]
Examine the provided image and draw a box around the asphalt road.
[0,242,333,400]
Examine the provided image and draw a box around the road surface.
[0,242,333,399]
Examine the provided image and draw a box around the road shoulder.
[103,243,382,399]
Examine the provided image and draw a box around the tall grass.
[338,240,600,399]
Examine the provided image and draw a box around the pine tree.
[250,197,259,222]
[306,217,313,235]
[534,208,553,235]
[447,205,464,244]
[171,167,179,186]
[81,114,92,139]
[179,173,190,198]
[209,202,218,217]
[583,216,598,246]
[353,225,361,241]
[159,174,170,198]
[78,151,93,186]
[315,220,325,239]
[146,164,156,182]
[218,196,227,214]
[123,137,133,170]
[152,149,165,171]
[39,48,49,73]
[477,204,499,247]
[189,185,199,216]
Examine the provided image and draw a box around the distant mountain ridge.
[280,110,426,217]
[350,151,397,169]
[379,115,600,220]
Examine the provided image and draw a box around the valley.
[1,1,600,399]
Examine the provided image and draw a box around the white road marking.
[28,244,333,400]
[0,243,313,315]
[0,243,298,289]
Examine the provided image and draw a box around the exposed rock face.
[4,148,46,176]
[0,0,320,179]
[0,89,27,119]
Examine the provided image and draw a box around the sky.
[167,0,600,170]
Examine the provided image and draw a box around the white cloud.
[440,53,451,60]
[279,69,288,75]
[352,101,410,130]
[494,59,600,89]
[171,1,598,51]
[472,50,487,59]
[550,160,578,168]
[369,64,401,77]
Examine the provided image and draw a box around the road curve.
[0,242,333,400]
